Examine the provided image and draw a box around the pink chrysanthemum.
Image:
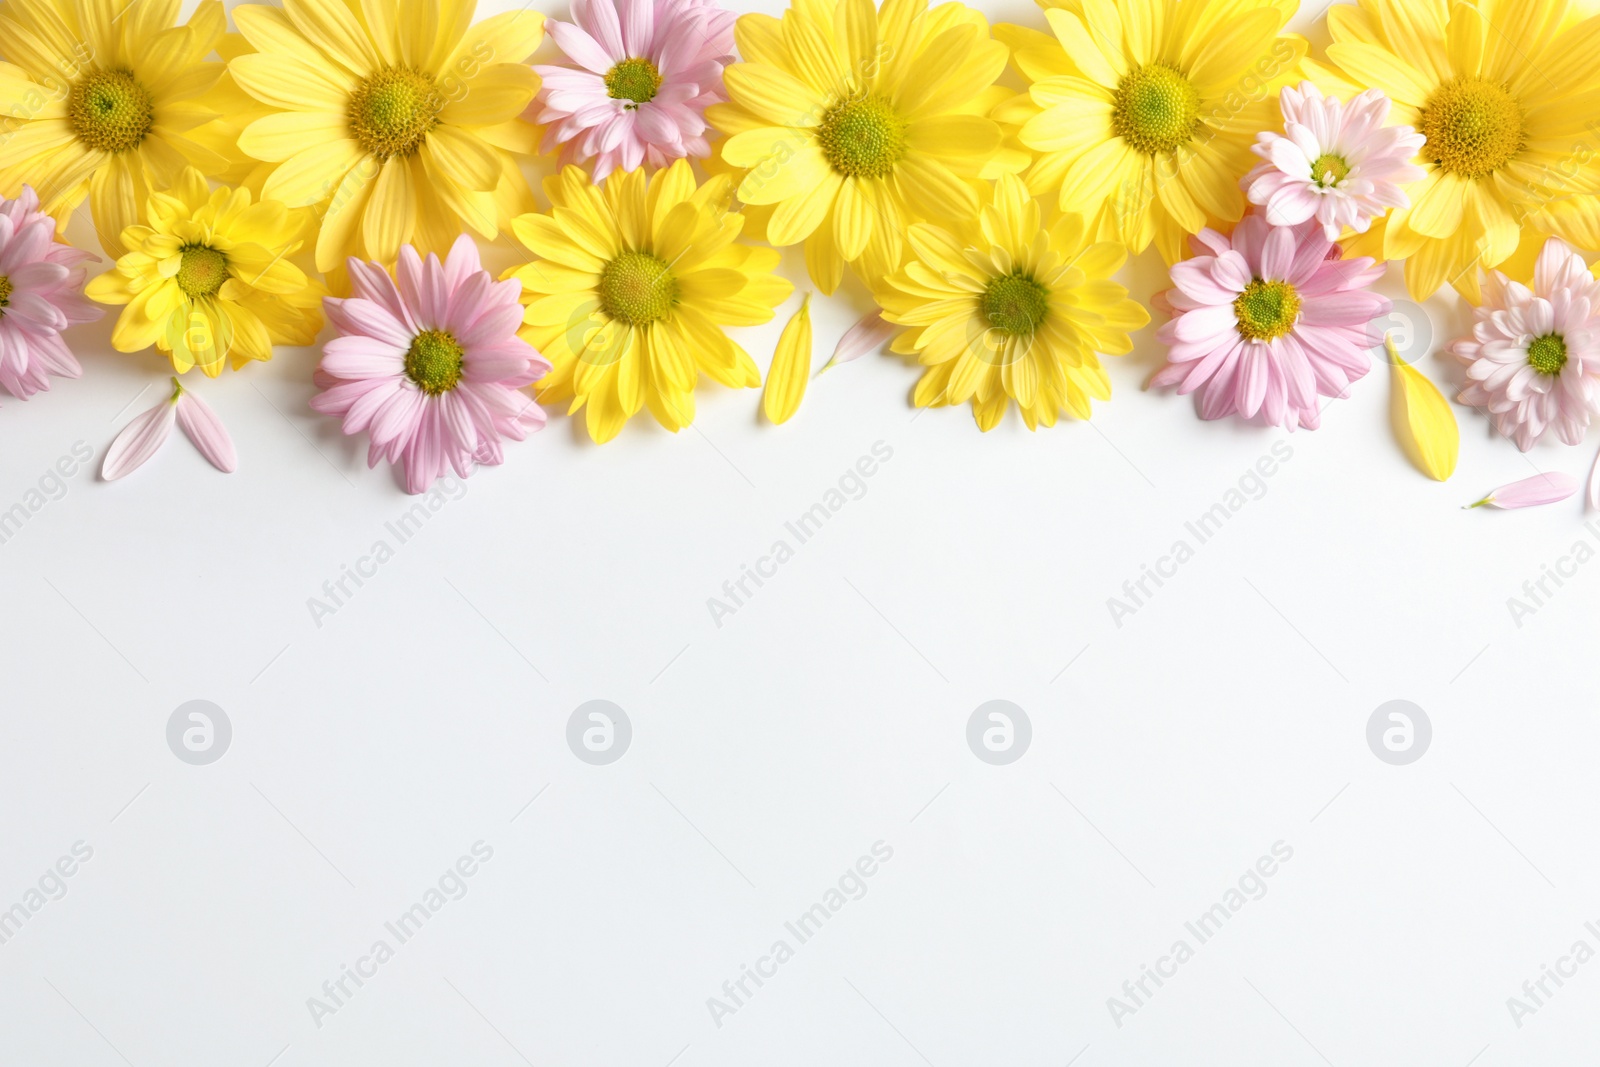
[532,0,735,180]
[1243,82,1424,241]
[0,186,101,401]
[1451,237,1600,451]
[312,236,550,494]
[1153,215,1390,430]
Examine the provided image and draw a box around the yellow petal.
[762,294,813,424]
[1389,336,1458,481]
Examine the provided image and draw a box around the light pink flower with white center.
[1152,215,1390,430]
[0,185,101,401]
[1451,237,1600,451]
[1243,82,1424,241]
[532,0,735,180]
[312,235,550,494]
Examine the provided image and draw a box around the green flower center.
[817,95,907,179]
[1310,153,1349,186]
[0,275,11,316]
[177,246,229,298]
[1233,278,1301,341]
[1527,332,1568,375]
[67,68,154,154]
[349,67,443,161]
[1419,76,1524,179]
[982,272,1049,337]
[405,329,465,394]
[1112,64,1200,156]
[599,250,677,325]
[605,57,662,107]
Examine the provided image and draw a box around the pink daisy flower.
[1243,82,1424,240]
[0,185,101,401]
[1451,237,1600,451]
[1152,215,1390,430]
[532,0,735,180]
[312,236,550,494]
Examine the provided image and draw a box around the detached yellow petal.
[1389,336,1458,481]
[762,294,813,424]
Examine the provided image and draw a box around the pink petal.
[175,390,237,473]
[825,310,897,369]
[103,391,177,480]
[1472,472,1580,509]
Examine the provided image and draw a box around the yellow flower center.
[817,95,907,179]
[1310,153,1349,186]
[1112,64,1200,155]
[67,68,154,154]
[599,250,677,325]
[605,57,662,107]
[1233,278,1300,341]
[1527,333,1568,375]
[405,329,465,394]
[349,67,443,161]
[1419,77,1524,179]
[0,274,11,316]
[177,246,229,298]
[982,272,1049,337]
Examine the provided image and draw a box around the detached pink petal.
[1469,472,1580,509]
[102,389,177,481]
[176,389,237,473]
[824,310,898,372]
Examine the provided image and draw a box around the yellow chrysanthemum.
[876,172,1149,430]
[506,162,795,444]
[709,0,1020,293]
[86,167,324,376]
[993,0,1305,263]
[228,0,543,272]
[1307,0,1600,301]
[0,0,237,255]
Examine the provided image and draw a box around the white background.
[3,0,1600,1064]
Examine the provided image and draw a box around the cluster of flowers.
[5,0,1600,498]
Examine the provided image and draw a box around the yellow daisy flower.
[506,162,794,444]
[86,167,324,376]
[876,172,1148,430]
[1308,0,1600,300]
[709,0,1017,293]
[0,0,236,255]
[228,0,543,272]
[993,0,1305,263]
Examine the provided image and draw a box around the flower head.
[994,0,1306,263]
[1244,82,1424,240]
[0,186,101,400]
[229,0,544,271]
[506,162,793,443]
[1309,0,1600,300]
[876,173,1148,430]
[710,0,1019,292]
[312,235,549,493]
[1451,237,1600,450]
[86,167,323,376]
[0,0,237,255]
[533,0,735,180]
[1152,215,1389,429]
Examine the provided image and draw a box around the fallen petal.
[821,309,897,374]
[1468,472,1580,509]
[1389,335,1457,481]
[176,389,237,473]
[763,293,813,425]
[102,385,178,481]
[1588,442,1600,509]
